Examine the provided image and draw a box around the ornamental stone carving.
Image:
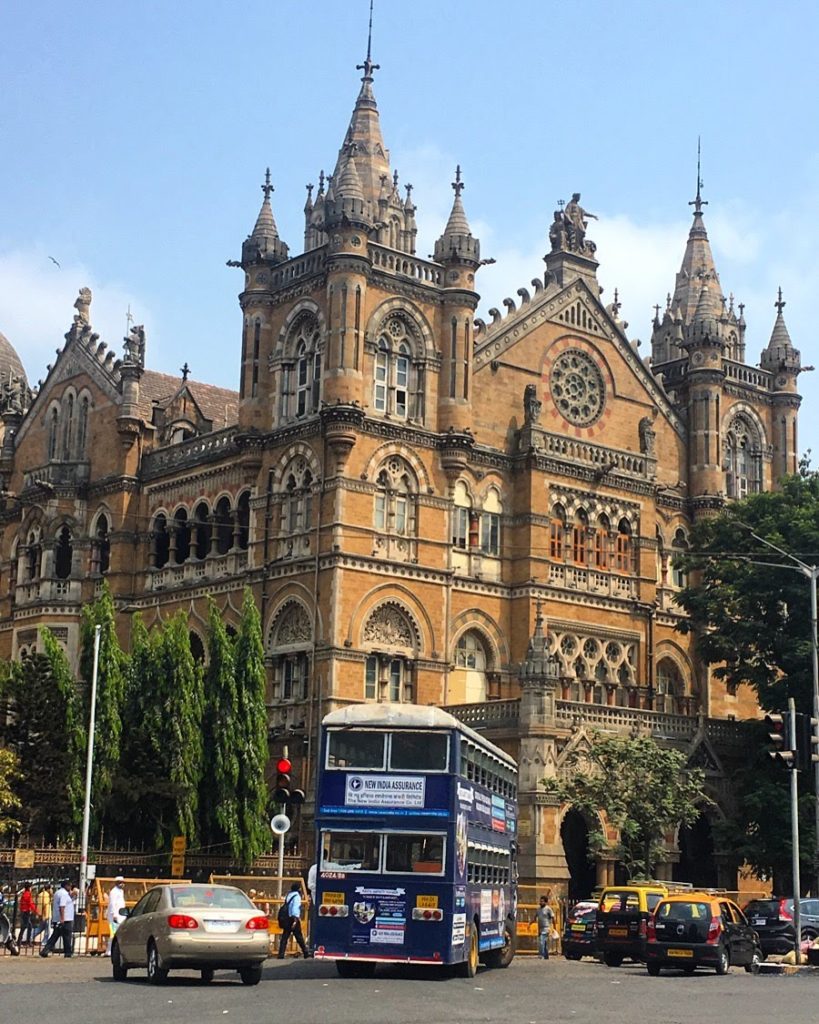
[274,603,312,645]
[550,349,605,427]
[363,603,414,648]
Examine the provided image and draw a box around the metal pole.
[810,567,819,897]
[79,625,101,901]
[789,697,802,964]
[276,743,289,899]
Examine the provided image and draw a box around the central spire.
[669,141,721,323]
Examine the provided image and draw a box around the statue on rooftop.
[73,287,92,325]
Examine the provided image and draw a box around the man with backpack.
[277,882,310,959]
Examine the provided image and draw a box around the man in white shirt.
[106,876,127,955]
[39,879,75,958]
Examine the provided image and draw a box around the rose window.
[550,349,605,426]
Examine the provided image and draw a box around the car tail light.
[639,919,647,939]
[706,916,722,944]
[245,916,270,930]
[646,916,656,942]
[167,914,198,930]
[779,900,793,922]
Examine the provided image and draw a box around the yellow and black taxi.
[596,883,668,966]
[645,892,762,975]
[562,900,598,960]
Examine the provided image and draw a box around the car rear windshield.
[655,900,713,942]
[600,891,640,913]
[572,908,597,923]
[170,886,254,910]
[744,900,780,917]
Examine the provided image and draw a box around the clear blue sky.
[2,0,818,459]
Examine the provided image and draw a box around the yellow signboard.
[416,895,439,909]
[171,835,187,855]
[322,892,344,905]
[170,855,186,877]
[14,848,35,870]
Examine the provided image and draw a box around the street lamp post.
[79,625,101,905]
[743,527,819,895]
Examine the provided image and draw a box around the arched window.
[25,531,42,581]
[594,514,610,569]
[269,602,313,702]
[451,481,472,550]
[373,316,415,419]
[282,462,314,541]
[173,508,190,564]
[236,491,251,550]
[480,488,502,557]
[572,510,589,565]
[152,514,170,568]
[671,528,688,589]
[54,526,73,580]
[193,501,211,560]
[615,519,633,574]
[365,655,406,702]
[214,496,233,555]
[283,313,321,419]
[550,505,566,561]
[76,396,90,457]
[62,393,75,459]
[362,603,415,702]
[296,341,321,417]
[91,514,110,575]
[656,658,686,714]
[47,408,59,461]
[453,630,489,705]
[725,415,762,499]
[374,458,416,538]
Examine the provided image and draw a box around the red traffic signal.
[276,757,292,775]
[764,712,795,769]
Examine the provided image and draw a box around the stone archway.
[560,808,599,899]
[674,811,718,889]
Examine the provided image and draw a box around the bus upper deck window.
[390,731,448,772]
[327,730,386,769]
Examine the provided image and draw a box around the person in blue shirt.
[278,882,310,959]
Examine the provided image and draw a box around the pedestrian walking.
[277,882,310,959]
[39,879,75,958]
[17,884,36,945]
[536,894,555,960]
[35,884,52,944]
[105,876,126,956]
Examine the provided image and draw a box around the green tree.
[0,747,21,837]
[80,582,128,828]
[232,588,270,866]
[675,472,819,714]
[200,598,240,854]
[543,733,707,877]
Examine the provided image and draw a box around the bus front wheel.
[482,923,515,969]
[457,923,480,978]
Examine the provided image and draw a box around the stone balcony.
[22,461,91,491]
[148,550,248,591]
[14,578,83,605]
[547,563,638,600]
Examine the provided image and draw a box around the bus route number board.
[417,895,438,909]
[323,892,345,905]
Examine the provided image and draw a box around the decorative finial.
[261,168,274,201]
[452,165,465,197]
[738,302,745,319]
[125,304,134,339]
[611,289,622,316]
[405,183,413,200]
[305,183,314,201]
[653,302,661,320]
[534,596,545,638]
[689,137,708,215]
[666,292,672,310]
[775,287,786,313]
[557,198,565,210]
[318,170,325,195]
[393,169,399,190]
[728,292,735,314]
[181,362,191,382]
[356,0,380,80]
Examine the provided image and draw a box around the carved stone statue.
[523,383,542,426]
[0,373,29,416]
[638,412,657,457]
[123,324,146,367]
[73,287,92,325]
[550,194,598,255]
[548,211,567,252]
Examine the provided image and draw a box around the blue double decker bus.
[313,703,518,977]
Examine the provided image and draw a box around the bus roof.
[322,703,517,770]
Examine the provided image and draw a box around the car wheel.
[201,968,214,983]
[603,952,623,968]
[565,952,582,961]
[715,947,729,976]
[646,962,661,976]
[146,941,169,985]
[239,965,262,986]
[801,929,818,943]
[457,923,480,978]
[745,949,762,974]
[111,941,128,981]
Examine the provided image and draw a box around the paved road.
[1,954,817,1024]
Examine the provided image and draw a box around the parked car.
[646,892,762,975]
[743,897,819,956]
[111,883,269,985]
[596,884,668,966]
[562,901,598,961]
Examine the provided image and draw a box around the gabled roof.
[138,371,239,428]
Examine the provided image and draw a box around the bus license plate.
[668,949,693,958]
[323,892,344,905]
[571,924,586,932]
[417,896,439,909]
[609,927,628,937]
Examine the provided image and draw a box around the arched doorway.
[561,808,598,900]
[674,812,717,888]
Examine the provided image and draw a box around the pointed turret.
[434,166,480,265]
[761,288,801,373]
[241,169,289,266]
[334,39,391,207]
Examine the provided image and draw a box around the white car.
[112,883,269,985]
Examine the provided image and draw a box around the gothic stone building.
[0,55,802,894]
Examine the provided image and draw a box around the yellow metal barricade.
[516,884,563,957]
[85,876,192,954]
[209,874,309,955]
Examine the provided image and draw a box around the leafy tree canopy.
[675,472,819,713]
[543,733,707,877]
[0,746,22,837]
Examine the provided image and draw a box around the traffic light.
[273,756,292,803]
[796,714,819,772]
[289,788,306,806]
[764,712,795,769]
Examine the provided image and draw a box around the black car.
[562,903,598,960]
[743,897,819,956]
[646,894,762,975]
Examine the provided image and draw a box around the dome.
[0,331,27,388]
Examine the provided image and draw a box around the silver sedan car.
[112,883,270,985]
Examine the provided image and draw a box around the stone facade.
[0,54,802,892]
